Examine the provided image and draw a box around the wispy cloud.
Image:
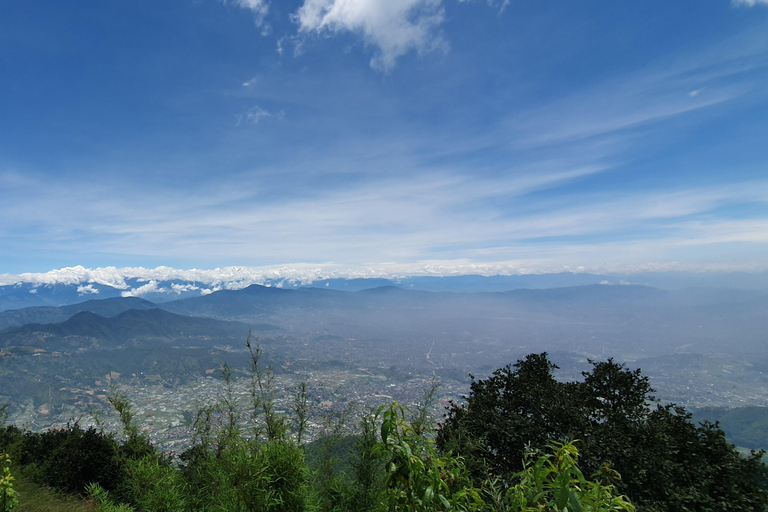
[457,0,509,13]
[242,76,259,87]
[2,159,766,271]
[505,24,768,149]
[236,104,283,124]
[732,0,768,6]
[671,218,768,246]
[226,0,271,33]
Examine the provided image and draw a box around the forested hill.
[0,296,154,330]
[0,308,252,349]
[692,406,768,451]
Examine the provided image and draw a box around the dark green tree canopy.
[438,353,768,512]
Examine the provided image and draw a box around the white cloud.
[3,259,768,296]
[0,265,132,288]
[77,284,99,295]
[171,283,200,294]
[294,0,448,71]
[121,280,167,298]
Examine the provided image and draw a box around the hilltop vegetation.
[439,354,768,511]
[1,350,766,512]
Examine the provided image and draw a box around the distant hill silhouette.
[0,296,155,330]
[0,308,263,349]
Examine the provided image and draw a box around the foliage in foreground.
[0,347,765,511]
[1,453,18,512]
[438,353,768,512]
[500,441,635,512]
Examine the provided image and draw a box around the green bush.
[87,483,135,512]
[180,438,312,511]
[1,453,18,512]
[18,424,124,495]
[497,441,635,512]
[376,402,483,511]
[122,457,188,512]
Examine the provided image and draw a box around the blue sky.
[1,0,767,277]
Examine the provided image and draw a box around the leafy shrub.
[497,441,635,512]
[18,423,124,495]
[1,453,18,512]
[86,483,135,512]
[122,457,188,512]
[180,438,312,511]
[376,402,483,511]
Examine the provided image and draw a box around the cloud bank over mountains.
[3,263,768,303]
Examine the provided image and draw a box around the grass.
[12,473,92,512]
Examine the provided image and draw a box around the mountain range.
[1,282,767,358]
[4,271,768,312]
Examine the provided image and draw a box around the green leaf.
[554,469,571,509]
[424,485,434,505]
[381,418,391,442]
[568,489,584,512]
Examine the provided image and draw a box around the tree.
[438,353,768,512]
